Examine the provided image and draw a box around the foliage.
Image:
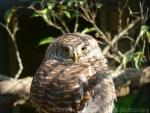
[38,36,54,46]
[122,51,143,69]
[4,0,150,70]
[30,0,150,69]
[141,25,150,43]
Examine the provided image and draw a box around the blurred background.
[0,0,150,113]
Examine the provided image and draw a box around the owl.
[30,33,116,113]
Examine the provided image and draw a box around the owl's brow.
[57,38,83,47]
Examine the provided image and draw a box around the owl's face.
[46,33,103,63]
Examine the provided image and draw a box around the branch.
[79,5,110,45]
[0,75,32,111]
[103,18,141,55]
[0,75,32,97]
[112,66,150,96]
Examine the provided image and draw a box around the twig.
[0,23,23,79]
[73,3,79,32]
[118,0,129,32]
[107,52,121,63]
[31,7,66,33]
[79,5,111,46]
[47,20,66,33]
[55,15,70,33]
[103,18,141,55]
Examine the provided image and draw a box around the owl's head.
[45,33,105,63]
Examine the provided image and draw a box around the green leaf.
[96,4,102,9]
[38,36,54,46]
[146,31,150,43]
[63,11,71,18]
[81,27,96,34]
[38,8,48,15]
[133,51,143,69]
[34,8,51,22]
[122,52,133,68]
[32,8,48,18]
[67,0,75,7]
[79,0,84,5]
[31,12,41,17]
[4,8,16,24]
[139,25,149,36]
[47,3,55,10]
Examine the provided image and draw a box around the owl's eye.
[81,46,88,54]
[62,47,69,54]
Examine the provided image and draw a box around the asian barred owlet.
[30,33,116,113]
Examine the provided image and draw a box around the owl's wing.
[81,72,116,113]
[30,60,116,113]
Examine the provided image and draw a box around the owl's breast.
[31,60,96,111]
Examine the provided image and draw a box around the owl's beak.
[72,52,79,63]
